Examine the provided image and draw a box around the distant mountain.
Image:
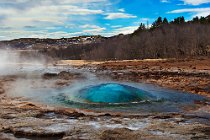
[0,35,107,50]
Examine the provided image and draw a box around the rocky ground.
[0,58,210,140]
[94,58,210,97]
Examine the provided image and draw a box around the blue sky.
[0,0,210,40]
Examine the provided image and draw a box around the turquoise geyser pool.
[49,82,208,113]
[68,83,155,104]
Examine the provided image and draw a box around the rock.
[17,102,41,109]
[58,71,83,80]
[100,128,137,140]
[55,80,70,87]
[0,88,5,94]
[9,127,65,139]
[0,133,17,140]
[42,73,58,79]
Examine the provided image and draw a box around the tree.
[163,18,168,24]
[157,17,163,25]
[172,16,185,24]
[139,23,146,30]
[192,16,199,23]
[151,17,163,29]
[206,15,210,23]
[133,23,146,35]
[200,17,206,24]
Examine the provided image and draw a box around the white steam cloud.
[0,49,48,75]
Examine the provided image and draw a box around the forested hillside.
[82,16,210,60]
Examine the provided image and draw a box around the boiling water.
[6,66,208,114]
[54,82,207,113]
[65,83,155,104]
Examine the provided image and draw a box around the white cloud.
[118,8,125,12]
[105,12,137,20]
[161,0,170,3]
[83,27,106,34]
[133,18,152,28]
[139,18,150,22]
[111,26,138,35]
[80,24,100,29]
[0,4,104,29]
[0,0,138,40]
[0,0,107,5]
[0,29,88,40]
[168,8,210,17]
[99,25,138,37]
[81,24,106,34]
[111,25,123,28]
[0,0,108,40]
[181,0,210,5]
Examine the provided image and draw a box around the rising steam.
[0,49,48,75]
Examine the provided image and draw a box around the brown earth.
[0,58,210,140]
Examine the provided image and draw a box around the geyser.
[7,67,208,113]
[66,83,155,104]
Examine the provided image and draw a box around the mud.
[0,58,210,140]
